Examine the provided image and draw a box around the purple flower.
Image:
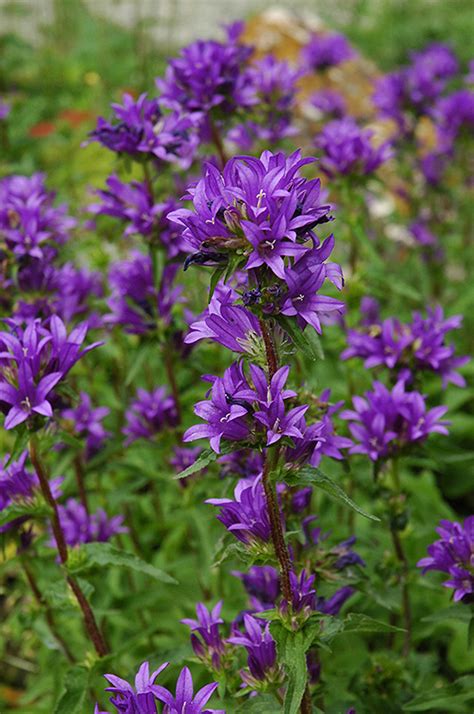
[417,517,474,603]
[123,387,178,445]
[432,89,474,149]
[0,316,101,430]
[170,446,203,474]
[233,566,280,611]
[340,379,449,462]
[185,286,262,355]
[289,569,317,614]
[316,586,355,615]
[300,33,356,71]
[183,362,253,453]
[61,392,110,459]
[152,666,223,714]
[206,476,272,545]
[181,601,226,669]
[227,614,279,685]
[315,117,392,178]
[168,149,332,269]
[0,451,62,532]
[0,173,76,262]
[54,498,127,548]
[342,306,469,387]
[89,93,199,167]
[0,99,10,120]
[309,89,347,119]
[107,254,182,335]
[104,660,168,714]
[157,38,253,116]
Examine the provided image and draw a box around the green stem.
[29,435,109,657]
[209,116,228,168]
[390,458,411,657]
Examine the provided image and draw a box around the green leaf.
[68,542,177,584]
[208,265,226,302]
[276,315,324,361]
[287,466,380,522]
[239,694,280,712]
[340,613,405,635]
[0,499,50,527]
[271,622,317,714]
[174,447,218,479]
[53,666,89,714]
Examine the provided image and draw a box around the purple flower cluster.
[300,32,356,71]
[123,386,178,444]
[342,305,469,387]
[89,176,186,256]
[432,89,474,149]
[373,43,459,132]
[341,379,449,461]
[54,498,126,548]
[228,614,281,687]
[0,316,101,429]
[417,517,474,603]
[0,173,76,262]
[0,450,62,532]
[206,476,272,546]
[106,253,182,334]
[314,117,392,178]
[181,601,227,669]
[100,661,223,714]
[89,93,199,168]
[169,150,344,336]
[309,89,347,119]
[61,391,110,459]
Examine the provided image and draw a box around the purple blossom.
[61,392,110,459]
[54,498,127,547]
[107,253,182,334]
[316,586,355,615]
[342,306,469,387]
[227,614,280,685]
[300,33,356,71]
[185,286,262,354]
[0,99,10,120]
[157,38,253,116]
[0,316,101,430]
[417,517,474,603]
[206,476,272,546]
[340,379,449,462]
[170,446,203,474]
[181,601,226,669]
[289,569,317,614]
[104,660,168,714]
[152,666,223,714]
[89,93,199,167]
[0,173,76,261]
[309,89,347,119]
[432,89,474,149]
[123,387,178,445]
[315,117,392,178]
[232,566,280,611]
[0,450,62,532]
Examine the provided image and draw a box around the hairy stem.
[29,435,109,657]
[20,556,76,664]
[209,117,228,168]
[258,318,278,379]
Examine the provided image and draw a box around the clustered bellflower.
[342,304,469,387]
[417,517,474,603]
[181,601,227,669]
[53,498,127,548]
[300,32,356,71]
[61,391,110,459]
[123,386,178,444]
[0,316,101,429]
[228,614,282,687]
[340,379,449,461]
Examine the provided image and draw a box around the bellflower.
[417,517,474,603]
[107,253,182,334]
[54,499,127,548]
[309,89,347,119]
[181,601,226,668]
[407,44,458,107]
[61,392,110,459]
[228,614,280,686]
[89,93,199,167]
[340,380,449,462]
[233,565,280,611]
[316,585,355,615]
[206,476,272,546]
[300,32,356,71]
[152,666,223,714]
[157,37,253,116]
[0,173,76,262]
[432,89,474,149]
[0,316,101,429]
[0,99,10,120]
[104,660,168,714]
[0,451,62,532]
[315,117,392,178]
[123,387,178,445]
[342,306,469,387]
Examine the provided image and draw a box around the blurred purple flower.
[54,498,127,547]
[61,392,110,459]
[123,387,178,445]
[315,117,392,178]
[300,33,356,71]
